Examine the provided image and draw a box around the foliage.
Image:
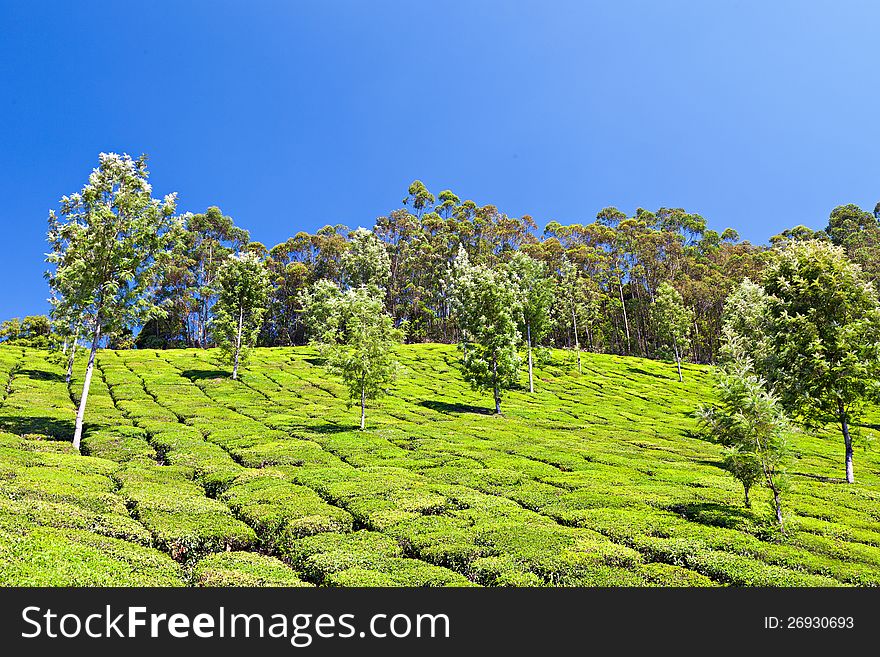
[341,227,391,289]
[193,551,312,587]
[3,343,880,587]
[449,248,521,413]
[651,282,694,382]
[825,203,880,286]
[304,285,403,429]
[145,207,249,348]
[507,252,554,392]
[211,252,271,379]
[718,277,770,369]
[46,152,177,449]
[0,316,51,348]
[698,361,789,529]
[761,239,880,483]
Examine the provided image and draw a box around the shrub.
[193,552,312,587]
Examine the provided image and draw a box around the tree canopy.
[46,152,177,450]
[211,251,271,380]
[450,248,521,414]
[762,240,880,483]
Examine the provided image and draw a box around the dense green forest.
[10,156,875,364]
[114,188,880,364]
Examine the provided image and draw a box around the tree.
[719,277,770,368]
[450,248,521,414]
[305,285,403,430]
[46,153,177,451]
[341,227,391,290]
[559,259,584,373]
[47,287,85,382]
[761,240,880,483]
[825,203,880,286]
[698,360,788,529]
[0,318,22,344]
[651,282,693,382]
[507,252,554,392]
[187,208,249,347]
[211,252,271,380]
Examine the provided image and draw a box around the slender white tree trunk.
[673,338,683,383]
[232,306,244,380]
[360,384,366,431]
[571,301,581,374]
[772,487,784,530]
[65,327,79,384]
[72,322,100,452]
[527,323,534,394]
[618,280,630,354]
[493,357,501,414]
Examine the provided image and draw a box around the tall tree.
[825,203,880,286]
[305,285,403,430]
[507,252,554,392]
[761,240,880,483]
[651,282,693,382]
[186,207,249,347]
[719,278,770,368]
[559,259,584,373]
[450,248,521,414]
[46,153,177,451]
[342,227,391,290]
[211,252,271,380]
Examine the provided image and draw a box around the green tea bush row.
[192,551,312,587]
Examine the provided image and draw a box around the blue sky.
[1,0,879,318]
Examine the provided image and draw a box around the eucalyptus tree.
[185,207,249,347]
[507,252,554,392]
[651,282,693,382]
[342,227,391,290]
[719,278,769,368]
[211,252,271,380]
[559,259,584,373]
[825,203,880,286]
[762,240,880,483]
[46,153,177,451]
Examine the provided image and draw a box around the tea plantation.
[1,343,879,587]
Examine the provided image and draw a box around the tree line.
[15,153,880,529]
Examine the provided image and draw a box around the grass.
[0,342,878,586]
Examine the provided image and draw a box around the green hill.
[1,343,879,586]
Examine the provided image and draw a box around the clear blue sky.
[2,0,879,318]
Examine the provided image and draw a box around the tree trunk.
[360,384,366,431]
[743,485,751,508]
[493,357,501,414]
[571,301,581,374]
[772,487,784,531]
[673,338,683,383]
[65,327,79,384]
[839,399,854,484]
[232,306,244,380]
[72,322,101,452]
[527,322,534,394]
[618,281,631,355]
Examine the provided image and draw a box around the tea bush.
[1,343,878,586]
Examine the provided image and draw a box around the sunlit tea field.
[1,344,878,586]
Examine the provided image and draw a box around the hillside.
[1,343,879,587]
